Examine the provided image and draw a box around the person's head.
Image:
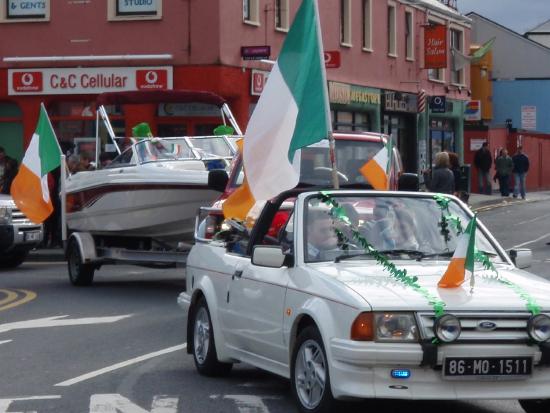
[447,151,459,169]
[502,148,508,156]
[482,142,488,149]
[307,209,337,251]
[434,152,450,169]
[80,152,92,167]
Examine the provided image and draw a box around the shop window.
[334,111,371,132]
[243,0,260,25]
[450,28,464,85]
[387,2,397,57]
[405,9,414,60]
[362,0,372,51]
[108,0,162,21]
[340,0,352,46]
[275,0,289,31]
[0,0,50,22]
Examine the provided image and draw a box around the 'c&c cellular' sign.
[8,67,173,95]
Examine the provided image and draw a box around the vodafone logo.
[13,71,43,92]
[136,69,167,90]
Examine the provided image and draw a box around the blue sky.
[458,0,550,34]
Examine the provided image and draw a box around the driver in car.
[307,209,338,261]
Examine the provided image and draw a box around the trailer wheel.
[67,238,95,286]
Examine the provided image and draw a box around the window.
[108,0,162,21]
[275,0,289,31]
[450,28,464,85]
[405,10,414,60]
[243,0,259,25]
[362,0,372,51]
[340,0,351,46]
[1,0,50,22]
[387,3,397,56]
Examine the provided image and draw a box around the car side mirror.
[252,246,286,268]
[509,248,532,269]
[208,169,229,192]
[398,173,419,192]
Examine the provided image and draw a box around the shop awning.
[96,90,227,107]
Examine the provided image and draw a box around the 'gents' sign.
[8,67,173,95]
[424,24,447,69]
[7,0,46,18]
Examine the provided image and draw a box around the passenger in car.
[361,203,395,251]
[306,209,338,261]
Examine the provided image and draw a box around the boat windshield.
[135,138,197,163]
[187,136,235,159]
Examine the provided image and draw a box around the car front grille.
[12,208,33,225]
[417,312,532,343]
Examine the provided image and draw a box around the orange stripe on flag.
[222,178,255,221]
[438,257,467,288]
[10,164,53,224]
[360,159,388,191]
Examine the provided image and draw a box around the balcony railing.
[438,0,458,10]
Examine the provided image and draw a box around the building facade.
[0,0,470,174]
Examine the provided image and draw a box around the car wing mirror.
[508,248,532,269]
[398,173,419,191]
[252,246,286,268]
[208,169,229,192]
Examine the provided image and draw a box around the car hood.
[312,261,550,312]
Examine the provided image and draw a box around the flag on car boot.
[438,216,477,288]
[10,105,61,224]
[243,0,331,201]
[359,136,393,190]
[223,139,256,221]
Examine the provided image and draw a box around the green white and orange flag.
[438,216,477,288]
[243,0,331,202]
[11,105,61,224]
[359,136,393,190]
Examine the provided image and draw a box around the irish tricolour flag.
[438,217,477,288]
[11,105,61,224]
[243,0,331,202]
[359,137,393,191]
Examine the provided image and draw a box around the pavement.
[27,190,550,262]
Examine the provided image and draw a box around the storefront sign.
[384,91,417,113]
[430,96,446,113]
[116,0,158,15]
[470,138,486,151]
[465,100,481,121]
[158,103,220,117]
[324,51,341,69]
[328,82,380,108]
[424,24,447,69]
[7,0,46,18]
[251,69,270,96]
[8,66,173,95]
[241,46,271,61]
[521,106,537,130]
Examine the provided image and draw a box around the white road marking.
[223,395,280,413]
[90,394,179,413]
[55,344,186,387]
[0,340,12,346]
[514,212,550,226]
[0,395,61,413]
[512,232,550,249]
[0,315,133,334]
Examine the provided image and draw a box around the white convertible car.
[178,189,550,413]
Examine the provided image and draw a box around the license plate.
[444,357,532,378]
[24,231,40,242]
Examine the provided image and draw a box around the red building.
[0,0,470,173]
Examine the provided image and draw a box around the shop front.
[428,98,466,166]
[328,81,381,133]
[382,90,418,173]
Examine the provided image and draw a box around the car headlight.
[527,314,550,343]
[434,314,461,343]
[0,207,12,224]
[374,313,418,342]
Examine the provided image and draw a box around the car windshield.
[187,137,234,159]
[229,138,386,188]
[304,194,503,264]
[135,138,196,163]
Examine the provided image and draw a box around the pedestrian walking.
[512,145,530,200]
[474,142,492,195]
[495,148,513,197]
[426,152,455,194]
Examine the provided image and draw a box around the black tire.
[0,251,27,268]
[67,238,95,286]
[291,326,335,413]
[191,297,232,376]
[519,399,550,413]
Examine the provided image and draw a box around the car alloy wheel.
[193,306,210,365]
[295,339,327,410]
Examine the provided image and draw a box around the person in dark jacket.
[512,146,530,200]
[1,157,18,194]
[427,152,455,194]
[495,148,513,197]
[474,142,492,195]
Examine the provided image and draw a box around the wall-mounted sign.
[241,46,271,61]
[424,24,447,69]
[521,106,537,130]
[8,66,173,95]
[328,82,380,108]
[470,138,486,151]
[383,91,418,113]
[251,69,270,96]
[7,0,47,18]
[158,103,220,117]
[324,51,341,69]
[116,0,158,16]
[465,100,481,121]
[430,96,446,113]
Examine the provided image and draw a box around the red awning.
[96,90,227,107]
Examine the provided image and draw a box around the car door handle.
[232,270,243,280]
